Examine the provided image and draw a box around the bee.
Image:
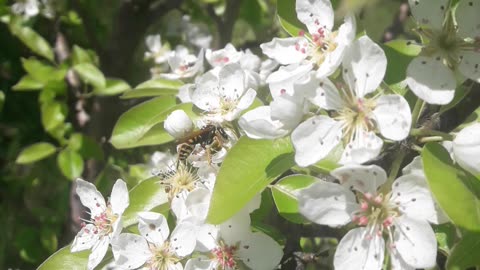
[176,124,229,166]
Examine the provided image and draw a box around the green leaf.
[21,58,67,84]
[16,142,57,164]
[41,101,67,132]
[120,123,174,149]
[69,133,104,160]
[207,137,295,224]
[122,177,168,227]
[57,149,84,179]
[9,24,54,62]
[454,105,480,132]
[72,45,97,65]
[110,97,178,149]
[0,90,4,112]
[422,143,480,231]
[277,0,304,36]
[12,75,44,91]
[73,63,106,89]
[384,40,422,57]
[434,223,457,255]
[40,227,58,254]
[446,231,480,270]
[440,84,470,114]
[120,78,183,99]
[37,245,88,270]
[93,78,131,96]
[271,174,316,223]
[381,42,417,85]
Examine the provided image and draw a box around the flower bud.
[164,110,193,139]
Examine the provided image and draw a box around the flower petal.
[238,106,290,139]
[408,0,448,30]
[342,36,387,97]
[334,227,385,270]
[206,43,243,67]
[455,0,480,39]
[267,63,313,98]
[185,188,211,222]
[164,110,194,139]
[453,122,480,175]
[296,0,334,33]
[390,247,415,270]
[110,179,129,215]
[390,174,436,223]
[196,224,219,252]
[238,232,284,270]
[111,233,150,269]
[71,224,97,252]
[393,215,437,269]
[291,116,343,167]
[308,77,343,110]
[138,211,170,246]
[219,212,252,245]
[87,236,110,270]
[219,63,246,100]
[373,95,411,141]
[185,258,216,270]
[340,131,383,165]
[458,51,480,83]
[270,94,304,129]
[260,37,308,65]
[331,164,387,194]
[406,56,456,105]
[298,180,358,227]
[170,222,197,257]
[75,178,106,217]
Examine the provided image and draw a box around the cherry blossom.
[71,179,129,270]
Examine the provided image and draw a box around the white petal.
[340,131,383,165]
[219,63,246,100]
[87,236,109,270]
[185,258,216,270]
[266,63,313,98]
[393,216,437,269]
[111,233,150,269]
[402,156,424,176]
[240,49,261,71]
[458,51,480,83]
[455,0,480,39]
[270,94,304,129]
[336,14,357,46]
[238,232,283,270]
[260,37,308,65]
[196,224,220,252]
[236,88,257,111]
[390,174,436,223]
[342,36,387,97]
[390,247,415,270]
[238,106,290,139]
[75,178,106,217]
[408,0,448,29]
[308,77,343,110]
[296,0,334,33]
[453,122,480,175]
[137,211,169,246]
[146,34,161,53]
[164,110,194,139]
[334,228,385,270]
[110,179,129,215]
[331,164,387,194]
[191,71,221,111]
[171,192,190,221]
[406,56,456,105]
[373,95,411,141]
[219,212,252,245]
[177,83,194,103]
[291,116,343,167]
[185,188,211,222]
[71,224,97,252]
[170,222,197,257]
[298,180,358,226]
[206,43,243,67]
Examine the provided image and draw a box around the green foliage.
[73,63,106,89]
[446,231,480,270]
[207,137,295,224]
[120,78,183,99]
[8,23,55,62]
[57,148,84,179]
[37,246,89,270]
[276,0,304,36]
[16,142,57,164]
[93,78,130,96]
[271,174,316,223]
[422,143,480,232]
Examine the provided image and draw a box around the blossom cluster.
[65,0,480,269]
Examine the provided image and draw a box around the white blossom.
[298,164,439,270]
[164,109,194,139]
[406,0,480,104]
[206,43,243,68]
[291,36,412,166]
[71,179,129,270]
[260,0,355,78]
[161,45,204,80]
[453,122,480,176]
[11,0,40,18]
[144,34,171,64]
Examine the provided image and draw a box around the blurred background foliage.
[0,0,424,268]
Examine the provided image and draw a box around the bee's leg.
[176,143,192,169]
[205,145,213,165]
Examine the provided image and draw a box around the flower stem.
[381,147,407,194]
[410,128,454,141]
[411,99,425,128]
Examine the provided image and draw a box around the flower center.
[296,28,338,67]
[158,165,200,200]
[148,241,180,270]
[83,205,118,236]
[352,192,399,237]
[212,243,239,269]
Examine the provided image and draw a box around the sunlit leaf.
[73,63,106,89]
[121,78,183,99]
[37,245,88,270]
[12,75,44,91]
[57,148,84,179]
[446,231,480,270]
[21,58,67,84]
[93,78,131,96]
[16,142,57,164]
[10,24,54,62]
[276,0,304,36]
[41,101,67,132]
[422,143,480,231]
[271,174,316,224]
[207,137,295,224]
